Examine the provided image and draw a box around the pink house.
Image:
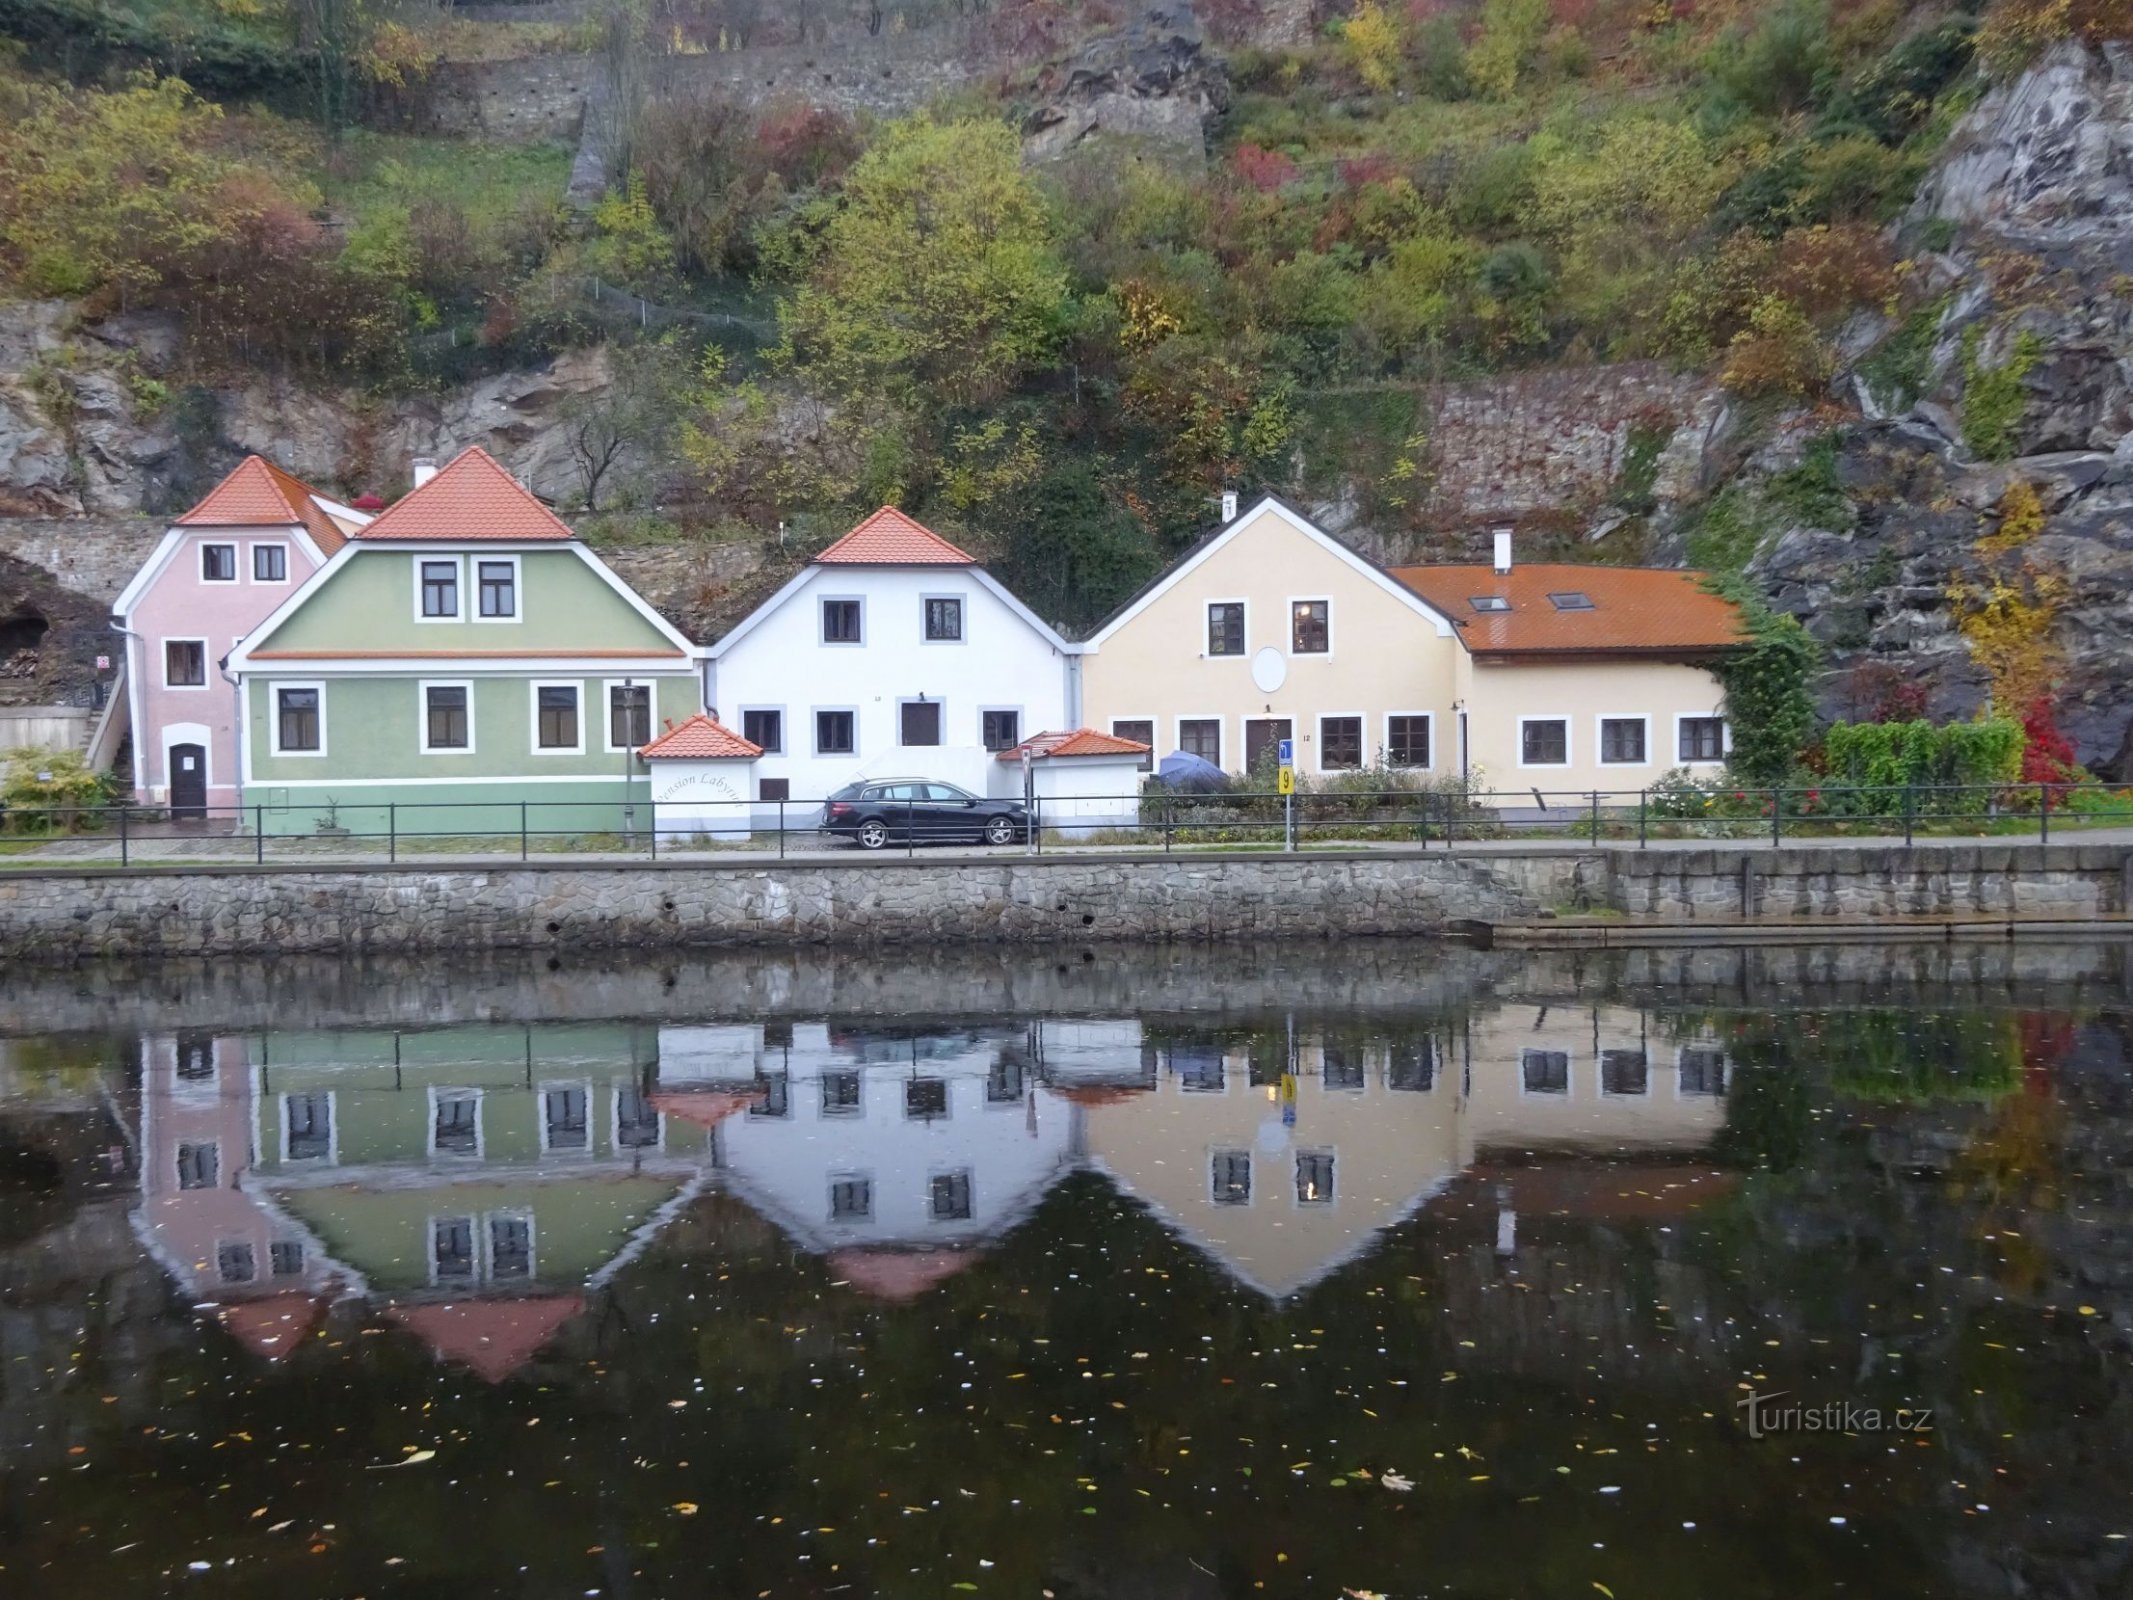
[113,457,369,818]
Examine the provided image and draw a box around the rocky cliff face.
[1740,41,2133,775]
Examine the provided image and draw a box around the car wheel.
[856,819,889,851]
[984,815,1017,846]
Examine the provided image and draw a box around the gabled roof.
[814,506,974,565]
[387,1296,584,1384]
[1386,564,1746,658]
[1083,495,1453,647]
[996,727,1152,762]
[176,455,353,555]
[639,713,763,760]
[356,446,577,543]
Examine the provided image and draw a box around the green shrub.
[1960,325,2043,460]
[1765,433,1853,530]
[1,747,112,832]
[1818,716,2023,814]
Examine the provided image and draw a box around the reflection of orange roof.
[815,506,973,565]
[829,1249,978,1302]
[1386,564,1746,658]
[175,455,349,554]
[639,714,763,760]
[218,1292,327,1360]
[996,727,1152,762]
[387,1296,584,1383]
[646,1089,759,1129]
[1468,1162,1736,1220]
[1055,1084,1150,1106]
[358,446,577,542]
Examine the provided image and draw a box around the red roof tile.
[1387,564,1747,657]
[827,1248,979,1302]
[995,727,1153,762]
[815,506,973,565]
[175,455,350,555]
[357,446,577,543]
[638,713,762,760]
[217,1292,327,1361]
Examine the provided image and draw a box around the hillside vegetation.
[1,0,2128,628]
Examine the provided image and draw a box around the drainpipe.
[218,647,246,824]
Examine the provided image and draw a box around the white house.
[702,508,1083,811]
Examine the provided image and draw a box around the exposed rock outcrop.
[1021,2,1228,167]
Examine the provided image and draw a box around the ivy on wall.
[1707,578,1823,785]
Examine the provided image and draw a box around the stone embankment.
[1,842,2131,960]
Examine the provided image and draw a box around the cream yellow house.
[1079,499,1743,794]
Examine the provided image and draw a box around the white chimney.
[411,456,438,489]
[1221,490,1238,524]
[1492,526,1513,575]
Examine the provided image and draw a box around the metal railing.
[0,781,2125,870]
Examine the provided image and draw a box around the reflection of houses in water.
[130,1001,1738,1365]
[1081,1003,1732,1299]
[136,1023,715,1377]
[686,1022,1080,1301]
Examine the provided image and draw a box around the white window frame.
[200,542,238,585]
[819,595,865,647]
[268,679,328,758]
[737,705,785,756]
[1518,1046,1574,1099]
[486,1208,538,1281]
[1314,711,1366,774]
[280,1089,338,1164]
[1675,713,1731,766]
[602,678,655,754]
[920,592,967,645]
[979,705,1023,754]
[1174,713,1224,770]
[529,679,585,756]
[896,696,945,748]
[472,554,523,624]
[413,554,465,623]
[1108,715,1158,771]
[1292,1147,1337,1208]
[1674,1042,1729,1099]
[536,1079,594,1156]
[162,636,210,692]
[1287,595,1333,658]
[250,542,290,585]
[427,1086,485,1159]
[1595,713,1653,768]
[1204,597,1249,659]
[813,706,858,756]
[1208,1147,1253,1206]
[1516,714,1572,770]
[415,678,476,757]
[611,1082,665,1154]
[1383,710,1434,771]
[427,1214,481,1287]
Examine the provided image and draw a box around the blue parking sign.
[1276,738,1294,766]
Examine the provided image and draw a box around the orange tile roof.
[815,506,974,565]
[357,446,577,542]
[217,1292,328,1361]
[638,712,763,759]
[175,455,350,555]
[827,1248,979,1302]
[1387,564,1747,658]
[996,727,1153,762]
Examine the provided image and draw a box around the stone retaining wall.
[0,851,1574,961]
[1,843,2128,961]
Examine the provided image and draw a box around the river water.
[1,939,2129,1599]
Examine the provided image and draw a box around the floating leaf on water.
[672,1503,699,1515]
[1381,1472,1414,1493]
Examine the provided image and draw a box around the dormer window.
[1469,595,1511,612]
[1547,591,1594,611]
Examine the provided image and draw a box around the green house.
[227,447,702,838]
[246,1021,714,1294]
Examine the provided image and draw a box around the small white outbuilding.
[639,714,763,841]
[989,728,1152,838]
